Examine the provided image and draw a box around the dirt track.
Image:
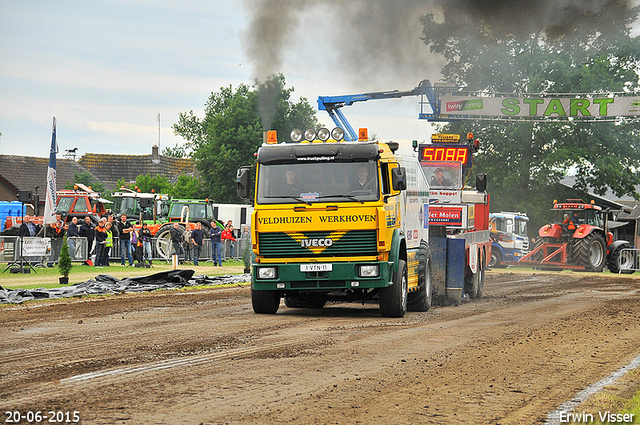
[1,270,639,424]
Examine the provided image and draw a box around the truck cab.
[488,212,529,267]
[238,128,432,317]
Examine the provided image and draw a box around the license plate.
[300,263,332,272]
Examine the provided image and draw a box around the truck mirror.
[476,173,487,192]
[392,167,407,191]
[237,168,251,199]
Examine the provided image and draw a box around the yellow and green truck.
[237,128,432,317]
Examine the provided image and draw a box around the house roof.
[559,176,638,212]
[0,154,96,199]
[78,147,195,190]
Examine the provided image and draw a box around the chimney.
[152,145,159,160]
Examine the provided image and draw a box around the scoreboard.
[419,144,471,167]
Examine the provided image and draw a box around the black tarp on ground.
[0,269,251,304]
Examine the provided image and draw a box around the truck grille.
[258,230,378,258]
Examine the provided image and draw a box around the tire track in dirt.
[1,273,638,424]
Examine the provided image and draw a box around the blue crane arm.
[317,80,438,141]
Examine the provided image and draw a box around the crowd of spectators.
[7,214,250,267]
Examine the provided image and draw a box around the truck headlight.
[358,264,379,278]
[317,127,331,141]
[304,128,316,141]
[257,267,277,279]
[331,127,345,141]
[290,129,303,142]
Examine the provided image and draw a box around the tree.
[421,3,640,230]
[173,74,319,203]
[58,236,73,279]
[171,174,206,199]
[162,143,189,158]
[65,171,105,194]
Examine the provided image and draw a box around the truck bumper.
[252,261,394,291]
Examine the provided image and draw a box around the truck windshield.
[515,218,528,237]
[257,161,379,204]
[56,197,74,215]
[113,197,138,215]
[554,209,602,227]
[169,203,212,219]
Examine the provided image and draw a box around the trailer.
[417,133,491,303]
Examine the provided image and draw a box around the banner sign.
[429,206,464,226]
[439,95,640,120]
[22,237,50,257]
[43,117,58,225]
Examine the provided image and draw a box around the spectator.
[190,222,205,266]
[19,216,40,237]
[183,226,193,264]
[94,219,107,266]
[47,219,66,266]
[241,225,250,240]
[104,221,113,266]
[210,222,222,266]
[221,224,236,258]
[66,217,81,259]
[170,223,183,260]
[117,214,134,266]
[80,216,95,256]
[138,223,153,265]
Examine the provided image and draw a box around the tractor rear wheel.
[155,225,174,261]
[573,233,606,272]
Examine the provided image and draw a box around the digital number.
[421,147,469,164]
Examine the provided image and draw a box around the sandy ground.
[1,270,639,424]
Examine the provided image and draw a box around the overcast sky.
[0,0,440,159]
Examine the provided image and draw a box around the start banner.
[439,95,640,120]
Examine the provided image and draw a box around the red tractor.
[520,199,634,273]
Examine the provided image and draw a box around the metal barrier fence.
[616,248,639,273]
[0,236,251,265]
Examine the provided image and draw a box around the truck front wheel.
[252,289,280,314]
[380,259,408,318]
[489,250,502,268]
[408,243,432,312]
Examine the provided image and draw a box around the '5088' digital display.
[420,144,471,167]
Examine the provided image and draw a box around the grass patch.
[1,259,247,290]
[567,370,640,424]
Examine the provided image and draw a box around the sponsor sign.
[440,95,640,120]
[22,237,50,257]
[429,206,464,226]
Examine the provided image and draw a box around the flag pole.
[43,117,58,240]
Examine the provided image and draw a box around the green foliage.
[172,174,206,199]
[421,4,640,232]
[111,173,205,200]
[64,171,105,193]
[58,236,73,277]
[162,143,189,158]
[173,74,319,203]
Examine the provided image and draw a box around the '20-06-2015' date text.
[5,411,80,423]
